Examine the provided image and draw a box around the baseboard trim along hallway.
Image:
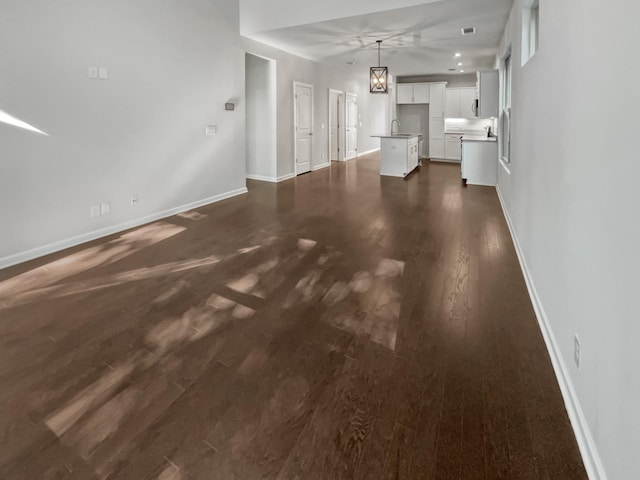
[0,187,248,271]
[357,147,381,157]
[496,186,607,480]
[312,162,330,171]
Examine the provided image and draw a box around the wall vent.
[461,26,477,35]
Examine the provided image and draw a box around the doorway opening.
[245,52,277,182]
[328,89,345,162]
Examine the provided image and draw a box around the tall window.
[522,1,539,65]
[501,54,512,163]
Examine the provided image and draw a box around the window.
[503,54,511,110]
[500,53,512,164]
[522,1,539,65]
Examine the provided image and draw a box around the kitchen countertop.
[462,136,498,142]
[371,133,422,139]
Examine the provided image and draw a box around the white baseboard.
[277,173,296,182]
[312,162,330,171]
[357,147,380,157]
[0,187,248,271]
[496,186,607,480]
[246,173,277,183]
[246,172,296,183]
[429,158,461,164]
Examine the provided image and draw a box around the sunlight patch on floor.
[0,222,185,300]
[177,211,207,221]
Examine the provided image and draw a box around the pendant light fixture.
[370,40,388,94]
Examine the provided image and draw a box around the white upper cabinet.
[429,83,446,118]
[396,83,430,104]
[397,84,414,104]
[445,88,476,118]
[413,84,430,104]
[476,70,499,118]
[460,88,476,118]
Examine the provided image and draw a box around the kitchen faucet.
[390,119,401,135]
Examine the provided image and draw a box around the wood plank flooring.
[0,155,587,479]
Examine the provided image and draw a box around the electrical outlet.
[205,125,217,136]
[131,195,139,206]
[90,205,101,218]
[100,202,111,215]
[88,66,98,79]
[321,153,325,160]
[98,67,109,80]
[574,334,581,370]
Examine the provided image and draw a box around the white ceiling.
[242,0,513,77]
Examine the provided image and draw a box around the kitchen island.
[371,134,422,178]
[461,136,498,186]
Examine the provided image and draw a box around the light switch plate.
[100,202,111,215]
[98,67,109,80]
[90,205,101,218]
[205,125,217,136]
[88,66,98,79]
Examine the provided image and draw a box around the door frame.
[345,92,358,160]
[245,51,278,182]
[293,81,314,176]
[328,89,345,162]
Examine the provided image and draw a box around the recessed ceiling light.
[460,69,465,73]
[454,53,462,58]
[457,62,463,66]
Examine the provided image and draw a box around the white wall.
[0,1,390,267]
[496,1,640,479]
[245,53,277,179]
[243,37,388,177]
[0,0,246,267]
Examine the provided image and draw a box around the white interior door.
[346,92,357,160]
[329,90,343,162]
[295,82,313,174]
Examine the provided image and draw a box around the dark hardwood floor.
[0,154,587,479]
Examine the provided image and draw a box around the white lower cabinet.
[409,138,419,172]
[461,140,498,186]
[380,136,421,178]
[429,136,444,159]
[444,134,462,161]
[429,118,445,159]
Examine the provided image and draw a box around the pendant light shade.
[370,40,388,94]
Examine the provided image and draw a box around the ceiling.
[243,0,513,77]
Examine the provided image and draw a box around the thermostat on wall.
[225,103,235,111]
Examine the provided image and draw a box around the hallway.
[0,154,587,479]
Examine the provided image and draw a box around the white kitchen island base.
[373,135,421,178]
[461,138,498,186]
